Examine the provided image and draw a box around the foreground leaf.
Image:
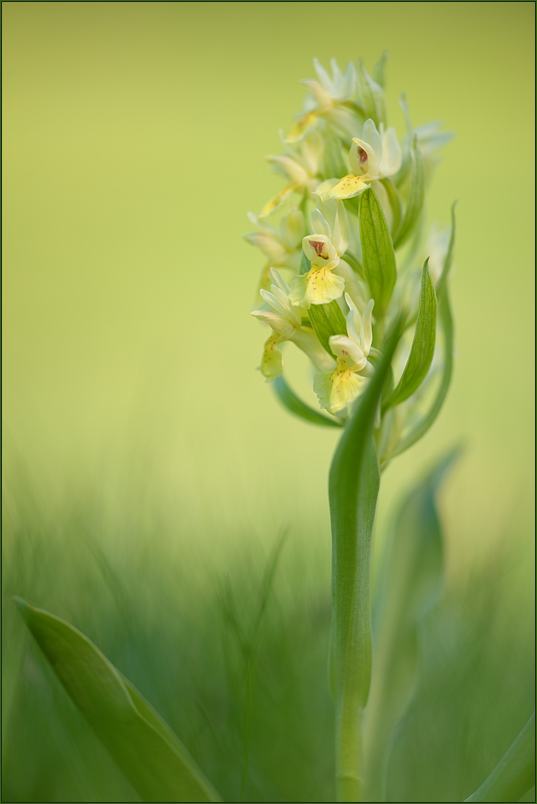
[383,260,436,411]
[329,322,403,802]
[464,712,535,803]
[273,375,342,428]
[358,187,397,317]
[15,598,221,803]
[364,448,460,801]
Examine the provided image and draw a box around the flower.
[260,131,323,217]
[326,119,402,200]
[244,208,305,289]
[251,269,335,380]
[313,294,379,414]
[287,58,361,143]
[288,198,350,309]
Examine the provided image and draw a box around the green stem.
[328,326,402,802]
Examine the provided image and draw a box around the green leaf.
[393,136,424,249]
[273,375,342,428]
[308,300,347,357]
[328,322,403,802]
[464,712,535,803]
[380,178,402,240]
[364,448,461,802]
[15,598,222,803]
[372,51,389,89]
[356,58,386,127]
[342,249,364,279]
[386,285,453,462]
[322,127,348,179]
[383,260,436,410]
[435,201,457,300]
[358,187,397,317]
[299,250,310,275]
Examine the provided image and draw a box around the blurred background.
[3,3,534,802]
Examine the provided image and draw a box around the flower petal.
[327,174,370,200]
[260,333,284,381]
[328,334,367,369]
[329,368,368,413]
[259,184,297,218]
[286,112,318,143]
[304,266,346,306]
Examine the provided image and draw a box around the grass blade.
[464,712,535,803]
[365,448,461,801]
[15,598,222,803]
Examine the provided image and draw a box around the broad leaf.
[383,260,436,411]
[464,712,535,803]
[393,136,424,249]
[273,375,342,428]
[364,448,461,802]
[308,299,347,357]
[358,187,397,317]
[15,598,221,803]
[328,322,403,802]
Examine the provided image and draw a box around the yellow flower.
[251,269,335,380]
[289,198,350,309]
[287,58,361,143]
[327,119,402,200]
[260,131,323,217]
[313,295,380,414]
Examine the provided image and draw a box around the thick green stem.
[329,328,401,803]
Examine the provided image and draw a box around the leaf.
[308,299,347,357]
[464,712,535,803]
[273,375,342,428]
[328,321,403,802]
[383,260,436,411]
[356,58,386,127]
[358,187,397,317]
[393,136,424,249]
[380,177,402,240]
[364,448,461,802]
[372,51,389,89]
[15,598,222,803]
[322,127,348,179]
[435,201,457,301]
[386,284,453,462]
[299,250,310,275]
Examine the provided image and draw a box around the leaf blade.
[464,713,535,803]
[386,285,453,461]
[358,186,397,317]
[383,260,436,410]
[393,136,424,249]
[308,299,347,356]
[273,375,342,428]
[15,598,222,803]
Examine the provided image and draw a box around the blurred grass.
[2,462,534,803]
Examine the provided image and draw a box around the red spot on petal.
[358,146,368,164]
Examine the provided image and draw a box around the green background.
[2,3,535,802]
